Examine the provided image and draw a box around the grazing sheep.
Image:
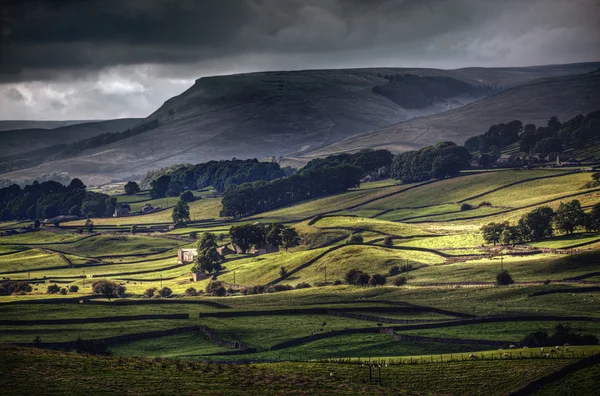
[503,353,509,358]
[509,345,515,349]
[523,346,529,349]
[311,330,315,335]
[469,354,478,360]
[543,353,550,358]
[541,347,545,353]
[555,346,560,351]
[322,322,327,327]
[565,347,569,352]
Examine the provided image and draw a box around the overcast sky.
[1,0,599,120]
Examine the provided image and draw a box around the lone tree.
[229,224,266,253]
[84,219,94,233]
[197,232,218,250]
[192,247,223,274]
[554,200,585,234]
[172,200,191,225]
[368,273,386,287]
[496,270,514,286]
[281,227,301,251]
[481,222,508,245]
[91,280,125,301]
[124,181,140,195]
[519,206,555,241]
[345,269,370,286]
[180,190,195,203]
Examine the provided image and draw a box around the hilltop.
[311,69,600,156]
[1,63,599,186]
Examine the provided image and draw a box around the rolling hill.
[0,118,142,157]
[311,69,600,156]
[1,62,599,186]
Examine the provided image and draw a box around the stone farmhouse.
[113,204,131,217]
[178,248,197,264]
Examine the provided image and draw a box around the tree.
[180,190,195,202]
[368,274,386,287]
[91,280,125,301]
[347,233,364,244]
[586,203,600,232]
[266,224,284,246]
[197,232,218,251]
[47,284,61,294]
[519,206,555,241]
[281,227,301,251]
[496,270,514,286]
[84,219,94,233]
[167,180,183,197]
[68,285,79,293]
[533,137,563,155]
[157,287,173,298]
[392,276,407,287]
[229,224,266,253]
[279,266,288,278]
[124,181,140,195]
[481,222,508,245]
[68,178,86,190]
[150,175,171,198]
[144,288,157,297]
[172,200,190,225]
[60,287,67,295]
[388,266,400,276]
[192,247,223,274]
[500,225,522,246]
[185,287,198,296]
[554,200,585,234]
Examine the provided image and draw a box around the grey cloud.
[4,87,24,101]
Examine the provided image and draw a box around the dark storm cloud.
[3,0,598,83]
[0,0,598,119]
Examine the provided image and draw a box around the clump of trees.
[0,281,32,295]
[124,181,140,195]
[220,164,362,218]
[191,232,224,275]
[390,142,471,183]
[142,159,286,194]
[228,223,300,253]
[482,200,591,246]
[521,324,598,347]
[0,178,115,221]
[91,280,126,301]
[303,149,393,177]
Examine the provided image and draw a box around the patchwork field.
[1,169,599,394]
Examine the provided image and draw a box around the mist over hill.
[1,62,599,186]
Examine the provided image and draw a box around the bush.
[279,266,288,278]
[0,281,32,295]
[460,203,474,211]
[157,287,173,298]
[207,281,227,296]
[189,232,198,240]
[266,284,293,293]
[496,270,514,286]
[388,266,400,276]
[333,280,342,286]
[92,280,125,300]
[295,282,311,289]
[180,190,195,203]
[479,201,492,207]
[383,236,394,247]
[47,284,61,294]
[347,233,364,244]
[68,285,79,293]
[345,269,370,285]
[60,288,68,295]
[214,286,227,297]
[392,276,407,287]
[368,274,386,287]
[144,287,157,298]
[401,263,414,273]
[185,287,198,296]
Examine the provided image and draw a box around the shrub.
[401,263,414,273]
[157,287,173,298]
[0,281,32,295]
[392,276,407,287]
[47,284,61,294]
[266,284,293,293]
[144,287,157,298]
[207,281,227,296]
[345,269,370,285]
[130,225,137,234]
[185,287,198,296]
[383,236,394,247]
[60,288,68,295]
[460,203,474,211]
[92,280,125,301]
[295,282,311,289]
[333,280,342,285]
[479,201,492,207]
[347,233,364,244]
[388,266,400,276]
[496,270,514,286]
[214,286,227,297]
[368,274,386,287]
[189,232,198,240]
[68,285,79,293]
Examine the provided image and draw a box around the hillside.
[2,63,599,186]
[0,118,142,157]
[0,120,100,132]
[310,70,600,156]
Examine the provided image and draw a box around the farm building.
[141,204,156,214]
[113,204,131,217]
[216,245,236,256]
[249,244,280,255]
[191,272,208,282]
[178,248,198,264]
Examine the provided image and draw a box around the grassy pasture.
[313,216,430,236]
[0,248,67,273]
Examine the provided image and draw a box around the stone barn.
[113,204,131,217]
[178,248,198,264]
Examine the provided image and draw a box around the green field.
[1,170,600,394]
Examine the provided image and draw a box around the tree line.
[142,158,287,197]
[302,149,393,176]
[481,199,600,246]
[0,179,116,221]
[464,109,600,163]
